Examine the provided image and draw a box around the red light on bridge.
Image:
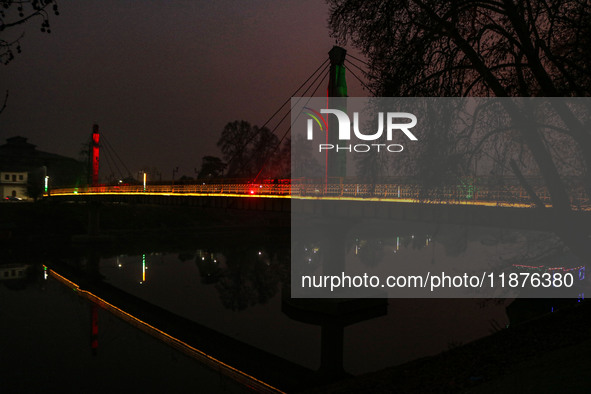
[91,124,100,187]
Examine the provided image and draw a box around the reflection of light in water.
[396,236,400,251]
[140,253,146,284]
[513,264,585,272]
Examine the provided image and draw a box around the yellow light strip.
[45,188,590,211]
[48,191,291,199]
[290,195,542,209]
[45,266,285,394]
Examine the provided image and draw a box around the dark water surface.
[96,233,512,375]
[3,219,583,392]
[0,270,249,393]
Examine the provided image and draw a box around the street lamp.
[172,166,179,187]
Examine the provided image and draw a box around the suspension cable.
[347,53,370,66]
[345,59,377,96]
[258,57,330,131]
[245,63,330,178]
[100,136,125,181]
[102,139,127,181]
[227,58,330,176]
[101,133,133,179]
[100,139,117,181]
[252,67,330,181]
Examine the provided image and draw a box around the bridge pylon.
[327,46,347,180]
[89,124,100,186]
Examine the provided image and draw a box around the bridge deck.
[47,182,590,211]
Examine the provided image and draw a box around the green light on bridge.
[458,177,477,200]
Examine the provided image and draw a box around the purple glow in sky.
[1,0,368,180]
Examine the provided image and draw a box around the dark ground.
[306,299,590,393]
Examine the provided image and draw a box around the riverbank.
[0,200,289,252]
[307,298,590,393]
[1,200,288,232]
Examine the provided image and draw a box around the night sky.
[1,0,367,180]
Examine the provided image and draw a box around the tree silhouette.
[214,247,286,311]
[217,120,258,177]
[329,0,591,212]
[197,155,226,179]
[330,0,590,97]
[272,136,291,178]
[1,0,60,113]
[1,0,60,65]
[329,1,591,263]
[217,120,282,178]
[291,134,322,178]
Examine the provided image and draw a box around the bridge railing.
[48,181,589,209]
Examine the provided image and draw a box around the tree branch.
[509,158,546,208]
[0,90,8,115]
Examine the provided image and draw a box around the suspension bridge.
[44,46,590,214]
[46,180,589,210]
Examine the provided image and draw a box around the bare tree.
[197,155,226,179]
[329,1,591,263]
[217,120,281,178]
[1,1,60,115]
[1,0,60,65]
[330,0,591,97]
[329,0,591,213]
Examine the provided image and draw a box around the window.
[19,175,23,180]
[12,175,16,182]
[3,174,8,180]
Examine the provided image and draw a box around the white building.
[0,171,28,200]
[0,264,30,281]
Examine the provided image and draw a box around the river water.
[2,220,584,391]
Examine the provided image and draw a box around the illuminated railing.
[47,181,590,209]
[50,183,292,196]
[46,266,283,393]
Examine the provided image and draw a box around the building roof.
[0,136,85,187]
[0,136,76,164]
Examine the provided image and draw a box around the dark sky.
[1,0,367,180]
